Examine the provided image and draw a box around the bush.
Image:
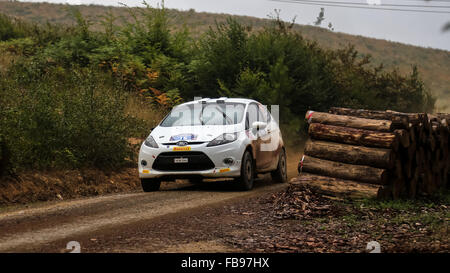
[0,13,27,41]
[0,66,142,170]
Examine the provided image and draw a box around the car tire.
[236,150,255,191]
[141,178,161,192]
[271,149,287,183]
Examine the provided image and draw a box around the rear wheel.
[235,150,255,191]
[271,149,287,183]
[141,178,161,192]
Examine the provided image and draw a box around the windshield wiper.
[215,106,233,125]
[199,105,205,125]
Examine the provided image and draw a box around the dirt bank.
[0,168,141,206]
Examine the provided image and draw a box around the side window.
[257,104,270,123]
[246,103,259,130]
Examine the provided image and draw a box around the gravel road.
[0,177,287,253]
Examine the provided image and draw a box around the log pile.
[298,108,449,199]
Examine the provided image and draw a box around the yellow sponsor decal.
[142,170,150,174]
[173,146,191,151]
[219,168,230,173]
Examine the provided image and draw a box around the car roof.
[178,97,258,106]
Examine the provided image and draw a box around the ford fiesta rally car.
[138,97,287,191]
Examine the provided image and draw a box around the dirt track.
[0,176,287,253]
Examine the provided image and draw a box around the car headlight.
[207,133,238,147]
[144,135,159,148]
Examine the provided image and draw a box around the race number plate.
[174,157,189,163]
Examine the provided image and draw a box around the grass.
[390,212,447,230]
[345,191,449,236]
[0,50,15,73]
[351,190,450,211]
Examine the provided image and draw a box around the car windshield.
[160,102,246,127]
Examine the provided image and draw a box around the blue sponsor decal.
[170,134,197,141]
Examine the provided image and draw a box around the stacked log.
[298,108,449,199]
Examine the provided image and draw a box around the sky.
[20,0,450,51]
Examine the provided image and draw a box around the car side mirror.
[251,121,267,131]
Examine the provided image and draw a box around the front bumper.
[138,142,244,179]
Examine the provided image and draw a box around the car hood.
[150,125,243,143]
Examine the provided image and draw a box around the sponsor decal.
[173,146,191,151]
[170,134,197,141]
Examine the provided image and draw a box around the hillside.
[1,0,449,112]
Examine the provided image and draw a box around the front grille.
[161,142,206,146]
[152,152,215,171]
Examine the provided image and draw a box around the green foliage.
[0,13,28,41]
[0,66,141,170]
[189,18,250,99]
[189,18,433,140]
[0,37,35,56]
[0,13,65,45]
[0,4,435,171]
[354,190,450,210]
[329,48,435,113]
[1,1,448,112]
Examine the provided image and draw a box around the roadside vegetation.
[1,0,448,112]
[0,2,434,175]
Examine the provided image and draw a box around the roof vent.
[217,97,227,104]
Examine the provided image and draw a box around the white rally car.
[138,97,287,191]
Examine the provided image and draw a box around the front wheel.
[235,150,255,191]
[271,149,287,183]
[141,178,161,192]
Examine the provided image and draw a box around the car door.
[245,103,264,170]
[246,103,274,171]
[266,110,282,170]
[256,104,277,170]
